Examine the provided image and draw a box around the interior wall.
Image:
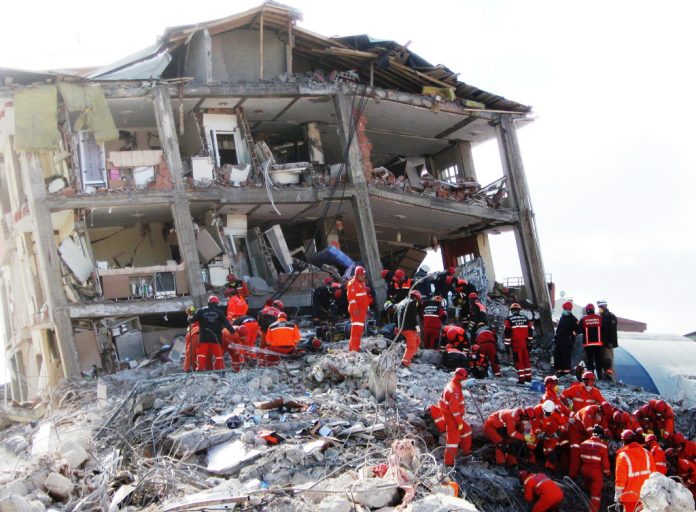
[104,130,155,154]
[186,29,212,84]
[211,29,286,83]
[89,222,171,268]
[431,144,461,175]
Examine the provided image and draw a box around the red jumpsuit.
[347,276,372,352]
[560,381,607,413]
[531,405,568,470]
[443,325,468,353]
[223,316,260,370]
[226,295,248,320]
[522,473,564,512]
[609,410,641,442]
[568,405,607,478]
[647,440,667,475]
[615,443,656,512]
[675,438,696,495]
[262,318,300,364]
[475,327,500,376]
[421,300,446,349]
[484,408,525,465]
[184,323,200,372]
[438,377,472,465]
[541,386,570,417]
[504,312,533,383]
[579,434,610,512]
[633,400,675,441]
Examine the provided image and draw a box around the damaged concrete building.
[0,2,551,400]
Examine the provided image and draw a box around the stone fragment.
[58,440,89,469]
[0,482,29,500]
[317,496,352,512]
[167,427,235,456]
[43,473,72,500]
[0,494,44,512]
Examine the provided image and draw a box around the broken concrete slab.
[206,439,264,475]
[0,482,29,500]
[168,426,235,456]
[403,494,478,512]
[57,440,89,469]
[0,494,45,512]
[317,496,352,512]
[42,473,72,500]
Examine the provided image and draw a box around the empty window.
[439,164,460,184]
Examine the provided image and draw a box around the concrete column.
[455,140,476,180]
[152,86,207,307]
[495,114,553,334]
[333,91,386,308]
[302,122,325,165]
[19,153,80,378]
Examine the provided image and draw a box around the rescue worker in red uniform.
[671,432,696,499]
[183,307,199,372]
[347,266,372,352]
[258,299,283,336]
[225,287,249,320]
[645,433,667,475]
[541,375,570,416]
[504,303,533,383]
[226,315,260,368]
[383,268,411,323]
[437,368,472,465]
[189,296,234,371]
[519,470,564,512]
[222,324,248,371]
[484,407,528,465]
[421,295,447,349]
[580,425,611,512]
[561,371,608,413]
[395,289,422,366]
[633,399,675,442]
[442,324,469,369]
[532,400,569,470]
[466,344,490,379]
[568,403,611,478]
[452,279,477,321]
[465,292,487,336]
[615,429,656,512]
[434,266,457,298]
[578,303,604,380]
[262,312,301,363]
[474,323,500,377]
[609,409,642,442]
[225,273,249,298]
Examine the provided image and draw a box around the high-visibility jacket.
[561,382,607,412]
[439,379,466,426]
[580,435,610,474]
[422,299,447,327]
[387,278,412,303]
[226,295,249,319]
[571,405,608,436]
[504,312,533,344]
[443,325,467,349]
[265,319,301,349]
[347,278,372,312]
[647,441,667,474]
[258,305,282,332]
[522,473,564,507]
[609,410,641,441]
[633,399,675,439]
[541,388,570,417]
[675,439,696,462]
[578,313,603,348]
[615,442,656,503]
[532,405,568,438]
[486,409,525,441]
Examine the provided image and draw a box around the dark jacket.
[191,305,234,344]
[396,297,420,330]
[554,313,578,345]
[600,309,618,348]
[312,284,333,318]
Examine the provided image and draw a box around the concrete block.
[0,495,43,512]
[43,473,72,500]
[0,482,28,500]
[58,440,89,469]
[318,496,351,512]
[168,427,235,456]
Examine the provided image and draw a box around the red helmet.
[380,269,390,279]
[468,292,478,299]
[471,344,480,352]
[409,289,422,301]
[673,432,685,445]
[208,296,220,305]
[277,312,287,320]
[394,269,405,281]
[562,301,573,311]
[544,375,558,386]
[236,325,249,338]
[518,469,530,483]
[447,266,456,275]
[582,371,596,381]
[654,400,669,415]
[454,368,468,380]
[457,279,467,286]
[613,410,628,425]
[510,303,521,310]
[323,277,333,285]
[311,338,322,349]
[433,295,443,302]
[273,300,285,310]
[645,434,657,443]
[621,429,635,441]
[227,286,238,295]
[355,266,366,277]
[524,407,537,419]
[334,290,342,299]
[446,326,462,342]
[602,402,613,418]
[585,303,595,313]
[226,273,236,282]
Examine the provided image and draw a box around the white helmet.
[542,400,555,414]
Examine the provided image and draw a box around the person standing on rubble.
[347,266,373,352]
[518,470,564,511]
[505,303,534,383]
[434,266,457,298]
[568,403,612,479]
[597,300,618,381]
[188,296,234,371]
[579,425,611,512]
[421,294,447,349]
[615,429,657,512]
[434,368,472,465]
[474,323,500,377]
[395,289,422,366]
[312,277,334,321]
[554,301,577,377]
[578,304,604,380]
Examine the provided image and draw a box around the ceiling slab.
[366,130,450,158]
[199,97,244,109]
[364,99,467,139]
[276,96,335,124]
[242,97,298,122]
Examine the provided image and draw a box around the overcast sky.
[1,0,695,334]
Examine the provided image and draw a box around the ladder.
[252,227,279,284]
[234,107,261,181]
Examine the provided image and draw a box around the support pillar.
[302,122,325,165]
[333,91,386,308]
[153,86,207,307]
[20,153,80,378]
[495,114,553,334]
[455,140,476,180]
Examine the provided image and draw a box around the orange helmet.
[409,289,422,301]
[544,375,558,386]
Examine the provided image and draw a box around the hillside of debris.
[0,336,694,512]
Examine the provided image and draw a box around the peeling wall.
[211,29,286,83]
[89,222,171,268]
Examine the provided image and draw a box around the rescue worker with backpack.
[504,303,533,383]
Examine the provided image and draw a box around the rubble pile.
[0,336,694,511]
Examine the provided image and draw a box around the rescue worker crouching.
[519,470,564,512]
[347,266,373,352]
[466,344,490,379]
[188,296,234,371]
[442,324,468,370]
[430,368,472,465]
[225,286,248,320]
[484,407,530,466]
[261,312,301,364]
[395,289,422,366]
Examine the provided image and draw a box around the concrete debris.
[640,472,695,511]
[42,473,72,500]
[0,494,45,512]
[57,440,89,469]
[403,494,478,512]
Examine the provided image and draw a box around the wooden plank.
[259,13,264,80]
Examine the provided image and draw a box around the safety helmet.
[613,410,627,424]
[518,469,530,482]
[454,368,468,380]
[597,300,607,308]
[468,292,478,299]
[471,344,480,352]
[334,290,342,299]
[208,296,220,305]
[355,266,366,278]
[510,303,521,310]
[445,327,460,342]
[236,325,249,338]
[457,279,467,286]
[654,400,668,415]
[562,301,573,311]
[447,266,456,275]
[380,269,390,279]
[524,406,537,419]
[394,269,405,281]
[582,371,596,382]
[226,273,236,282]
[277,312,287,320]
[409,289,422,301]
[585,303,595,313]
[542,400,555,415]
[673,432,685,445]
[621,429,635,441]
[544,375,558,387]
[273,300,285,310]
[645,434,657,443]
[592,424,605,438]
[433,295,443,302]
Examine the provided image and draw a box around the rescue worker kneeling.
[484,407,528,465]
[519,470,564,512]
[430,368,472,465]
[261,312,301,364]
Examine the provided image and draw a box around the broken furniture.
[98,263,188,300]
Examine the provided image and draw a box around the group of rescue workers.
[182,265,694,511]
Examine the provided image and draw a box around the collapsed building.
[0,2,553,400]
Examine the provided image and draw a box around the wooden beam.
[259,13,264,80]
[434,117,476,139]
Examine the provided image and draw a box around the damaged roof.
[86,1,531,113]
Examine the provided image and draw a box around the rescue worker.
[421,295,447,349]
[183,306,199,372]
[188,296,234,371]
[222,324,248,371]
[262,312,301,362]
[437,368,472,465]
[484,407,528,465]
[312,277,334,321]
[568,404,611,478]
[579,425,611,512]
[387,268,411,303]
[615,429,656,512]
[395,289,422,366]
[610,409,642,442]
[465,292,487,335]
[541,375,570,416]
[258,299,283,335]
[532,400,569,470]
[633,398,675,442]
[645,433,667,475]
[442,324,469,369]
[504,303,533,383]
[474,323,500,377]
[434,266,457,298]
[225,287,248,320]
[334,281,349,318]
[597,300,618,381]
[561,371,608,413]
[452,279,477,321]
[554,301,578,376]
[467,344,490,379]
[519,470,564,512]
[578,304,604,380]
[225,273,248,298]
[347,266,372,352]
[671,432,696,499]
